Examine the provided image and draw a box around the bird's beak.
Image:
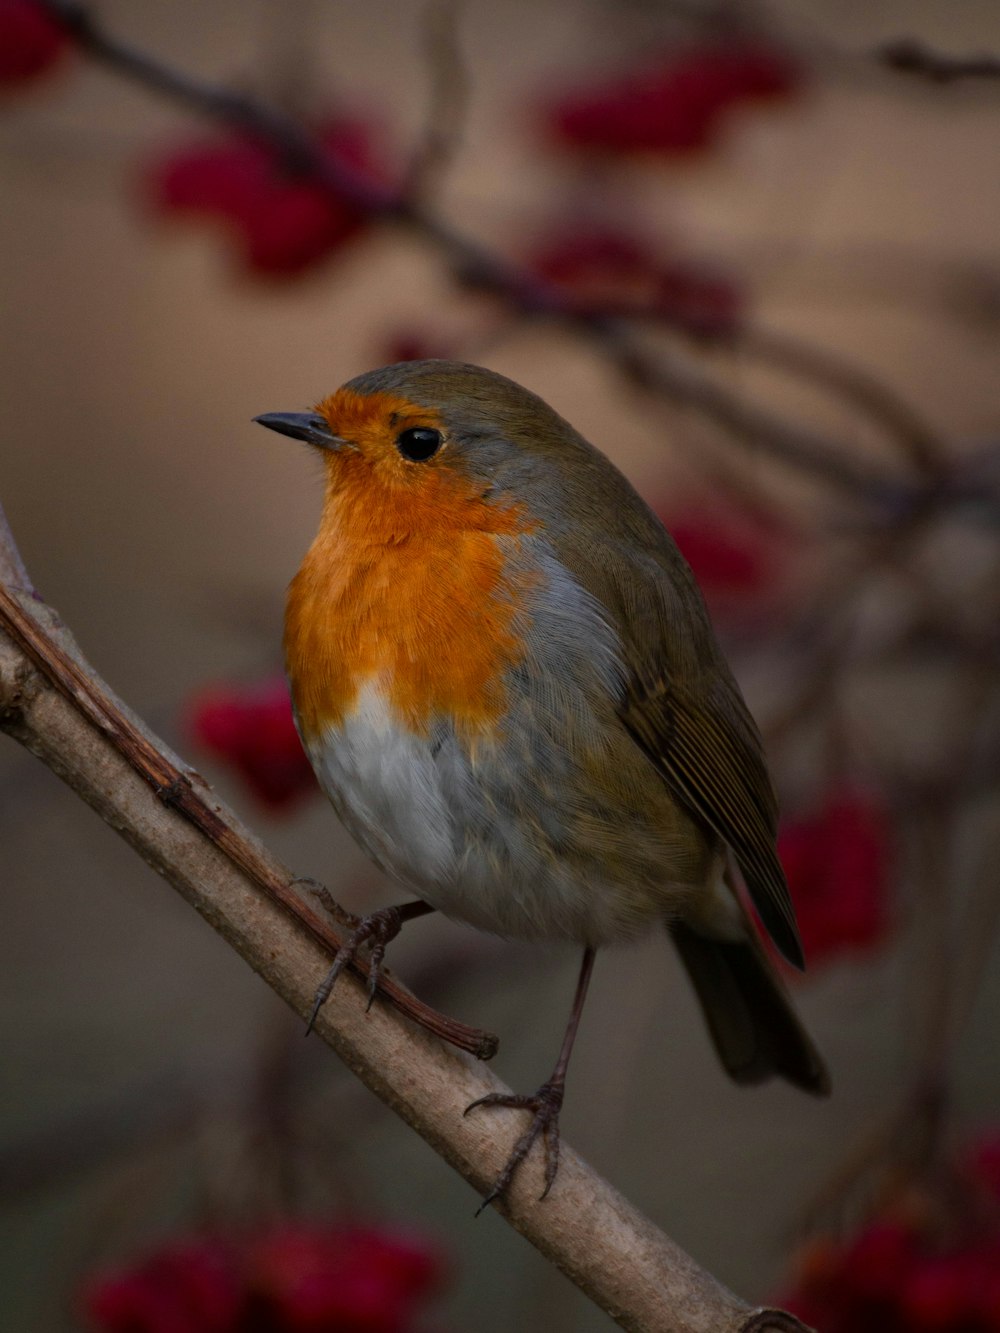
[252,412,347,452]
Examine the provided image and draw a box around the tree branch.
[586,319,914,504]
[403,0,471,203]
[878,39,1000,84]
[0,513,809,1331]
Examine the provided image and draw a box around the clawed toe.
[306,904,406,1034]
[304,899,436,1033]
[466,1079,565,1212]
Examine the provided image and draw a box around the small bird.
[255,360,829,1207]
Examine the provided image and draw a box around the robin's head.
[254,360,672,558]
[254,360,604,509]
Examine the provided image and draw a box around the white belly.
[301,678,690,947]
[304,679,457,889]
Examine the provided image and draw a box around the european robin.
[254,360,829,1207]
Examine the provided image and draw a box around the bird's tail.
[669,918,830,1096]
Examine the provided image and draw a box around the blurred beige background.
[2,1,999,1328]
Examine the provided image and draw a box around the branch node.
[0,651,41,722]
[153,773,192,811]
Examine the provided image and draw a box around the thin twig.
[903,809,953,1171]
[581,301,946,479]
[930,567,1000,1041]
[734,324,946,479]
[404,0,470,202]
[586,318,909,503]
[952,819,1000,1040]
[878,39,1000,85]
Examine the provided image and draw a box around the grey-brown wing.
[620,666,803,968]
[535,442,803,967]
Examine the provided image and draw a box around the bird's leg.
[306,898,436,1033]
[466,946,596,1212]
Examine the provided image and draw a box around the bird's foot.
[465,1077,565,1213]
[306,904,405,1034]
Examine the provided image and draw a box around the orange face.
[314,387,446,482]
[285,389,538,744]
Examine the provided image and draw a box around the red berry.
[0,0,69,86]
[965,1132,1000,1202]
[779,788,894,969]
[187,676,317,811]
[547,41,801,158]
[532,227,653,285]
[899,1253,978,1330]
[150,141,270,220]
[666,502,786,601]
[145,116,383,278]
[655,495,798,633]
[82,1223,446,1333]
[236,180,363,275]
[838,1219,917,1305]
[246,1223,443,1331]
[527,224,743,335]
[341,1226,446,1299]
[972,1253,1000,1324]
[653,260,743,336]
[82,1239,241,1333]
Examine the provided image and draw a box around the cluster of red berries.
[188,675,316,811]
[664,499,792,608]
[82,1222,447,1333]
[547,40,801,157]
[779,787,894,970]
[0,0,69,86]
[779,1137,1000,1331]
[528,225,743,336]
[146,120,383,277]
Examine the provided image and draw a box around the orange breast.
[285,435,537,744]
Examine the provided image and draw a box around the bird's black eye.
[396,426,442,462]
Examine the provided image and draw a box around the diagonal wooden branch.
[0,517,810,1331]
